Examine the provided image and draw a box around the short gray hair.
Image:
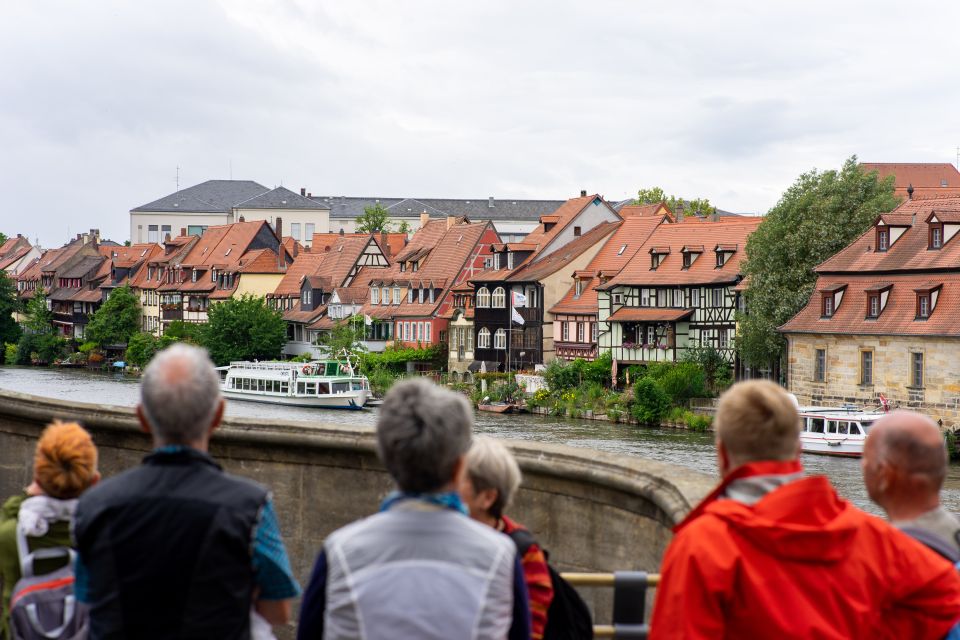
[140,343,222,445]
[376,378,473,493]
[465,436,521,520]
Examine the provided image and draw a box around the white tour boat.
[219,355,371,410]
[797,406,885,457]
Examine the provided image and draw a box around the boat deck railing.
[561,571,659,639]
[228,361,303,371]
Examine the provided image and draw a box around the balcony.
[615,343,675,363]
[515,307,541,324]
[162,306,183,321]
[555,341,597,361]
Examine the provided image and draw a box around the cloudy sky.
[2,1,959,247]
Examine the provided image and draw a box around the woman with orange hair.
[0,421,100,639]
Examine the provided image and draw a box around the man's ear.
[136,405,152,436]
[207,399,225,438]
[717,440,731,478]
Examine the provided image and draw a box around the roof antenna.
[175,165,180,192]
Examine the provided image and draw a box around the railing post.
[612,571,649,639]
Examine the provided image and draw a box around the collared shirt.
[894,505,960,558]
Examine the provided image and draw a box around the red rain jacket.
[650,460,960,639]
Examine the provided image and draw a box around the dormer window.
[819,284,846,318]
[914,284,942,320]
[863,283,892,319]
[494,253,500,270]
[930,223,944,249]
[714,244,737,268]
[574,226,582,237]
[507,252,514,269]
[649,247,670,270]
[681,246,703,270]
[371,288,380,305]
[877,228,889,251]
[400,263,406,272]
[575,279,582,298]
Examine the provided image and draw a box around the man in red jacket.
[650,380,960,639]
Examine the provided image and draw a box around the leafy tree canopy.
[22,287,53,335]
[635,187,716,217]
[318,315,368,356]
[86,285,140,347]
[200,294,286,365]
[0,270,21,347]
[737,156,900,367]
[355,203,394,233]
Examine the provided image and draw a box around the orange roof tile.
[604,217,763,288]
[619,203,673,219]
[861,163,960,198]
[780,273,960,336]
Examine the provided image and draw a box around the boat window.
[306,383,317,395]
[837,422,848,435]
[352,381,363,391]
[318,382,330,394]
[859,421,873,433]
[258,380,265,392]
[848,423,862,435]
[298,382,306,394]
[827,421,838,434]
[242,379,250,391]
[280,383,289,393]
[333,382,349,393]
[809,418,824,433]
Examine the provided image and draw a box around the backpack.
[508,528,593,640]
[8,523,89,640]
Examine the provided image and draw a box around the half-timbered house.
[596,217,762,366]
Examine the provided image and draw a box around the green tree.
[632,377,671,424]
[125,331,159,367]
[318,315,368,356]
[0,270,21,348]
[355,203,393,233]
[17,288,64,364]
[0,233,7,246]
[199,295,286,365]
[85,285,141,347]
[737,156,900,367]
[635,187,716,217]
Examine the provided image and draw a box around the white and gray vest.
[323,503,516,639]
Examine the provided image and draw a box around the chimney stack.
[275,216,283,239]
[420,212,430,228]
[447,216,457,230]
[300,187,306,196]
[239,215,245,222]
[164,232,171,243]
[580,189,587,197]
[181,227,187,237]
[488,196,495,209]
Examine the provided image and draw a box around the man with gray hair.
[74,344,299,639]
[863,410,960,560]
[297,378,530,640]
[651,380,960,639]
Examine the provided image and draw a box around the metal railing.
[561,572,660,639]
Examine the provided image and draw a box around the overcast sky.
[2,1,959,247]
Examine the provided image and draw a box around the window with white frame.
[408,288,414,303]
[393,287,401,304]
[507,252,514,269]
[424,323,431,342]
[691,288,700,307]
[712,288,723,307]
[641,289,650,306]
[477,287,491,308]
[382,286,390,305]
[478,327,491,348]
[305,223,315,242]
[592,322,598,342]
[371,288,380,305]
[577,322,584,342]
[418,288,425,304]
[413,323,419,341]
[291,223,301,240]
[647,326,656,345]
[562,322,569,341]
[494,328,506,350]
[492,287,506,308]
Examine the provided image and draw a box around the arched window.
[478,327,491,348]
[492,287,506,308]
[477,287,491,308]
[494,328,506,350]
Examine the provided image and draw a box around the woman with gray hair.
[297,379,530,640]
[462,436,555,640]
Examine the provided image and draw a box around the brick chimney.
[300,187,306,196]
[239,215,245,222]
[580,189,587,197]
[419,212,430,227]
[446,216,457,230]
[275,217,283,238]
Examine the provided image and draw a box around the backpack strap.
[506,528,536,558]
[900,526,960,564]
[15,523,74,579]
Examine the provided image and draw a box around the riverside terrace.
[0,388,713,636]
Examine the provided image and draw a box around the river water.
[3,366,959,516]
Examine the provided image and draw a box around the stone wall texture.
[787,333,960,428]
[0,389,714,634]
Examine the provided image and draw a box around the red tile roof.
[780,273,960,336]
[272,253,327,297]
[608,308,694,322]
[817,196,960,273]
[861,163,960,197]
[504,222,619,284]
[619,203,673,220]
[550,214,667,315]
[603,217,763,288]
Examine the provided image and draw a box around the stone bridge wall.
[0,389,713,631]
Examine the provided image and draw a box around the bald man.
[863,410,960,559]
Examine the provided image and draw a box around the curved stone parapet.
[0,389,715,625]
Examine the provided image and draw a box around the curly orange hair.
[34,421,98,499]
